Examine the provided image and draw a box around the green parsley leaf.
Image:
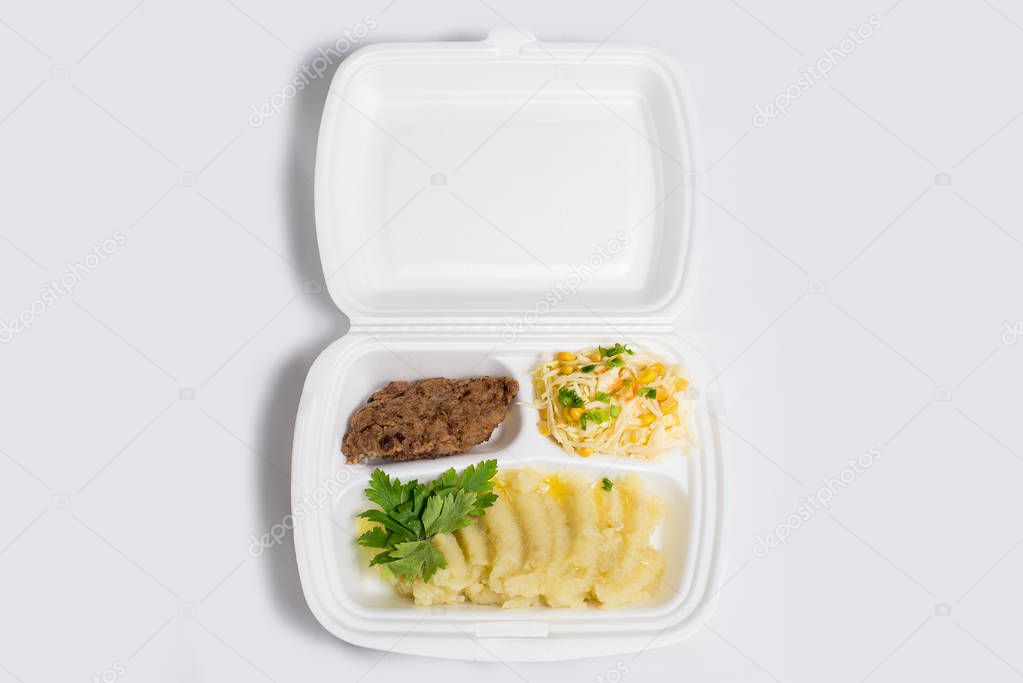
[471,492,499,515]
[605,357,625,369]
[369,549,396,566]
[609,404,621,418]
[601,477,614,491]
[459,459,499,517]
[386,540,448,583]
[581,364,597,373]
[428,467,459,496]
[459,459,498,496]
[356,526,392,549]
[594,391,611,403]
[357,461,499,584]
[357,508,414,537]
[640,387,657,399]
[422,489,478,536]
[558,387,585,408]
[363,468,410,514]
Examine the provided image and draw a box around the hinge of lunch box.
[485,27,537,57]
[348,321,677,335]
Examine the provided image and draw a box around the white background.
[2,1,1023,681]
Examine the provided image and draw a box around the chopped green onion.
[558,388,585,408]
[598,342,635,358]
[580,409,610,428]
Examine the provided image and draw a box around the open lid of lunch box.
[314,29,701,327]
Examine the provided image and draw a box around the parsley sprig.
[356,460,499,583]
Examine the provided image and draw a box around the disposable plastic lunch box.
[292,29,727,662]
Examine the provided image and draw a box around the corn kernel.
[652,363,665,377]
[588,352,601,362]
[556,351,576,362]
[675,378,690,392]
[659,398,679,414]
[559,364,574,375]
[537,420,551,436]
[568,407,584,421]
[637,367,658,384]
[578,447,593,457]
[640,413,656,426]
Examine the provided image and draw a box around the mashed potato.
[365,469,665,608]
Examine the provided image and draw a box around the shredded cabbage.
[531,345,697,458]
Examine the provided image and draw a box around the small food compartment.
[333,349,523,458]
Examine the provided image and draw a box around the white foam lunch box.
[292,29,727,662]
